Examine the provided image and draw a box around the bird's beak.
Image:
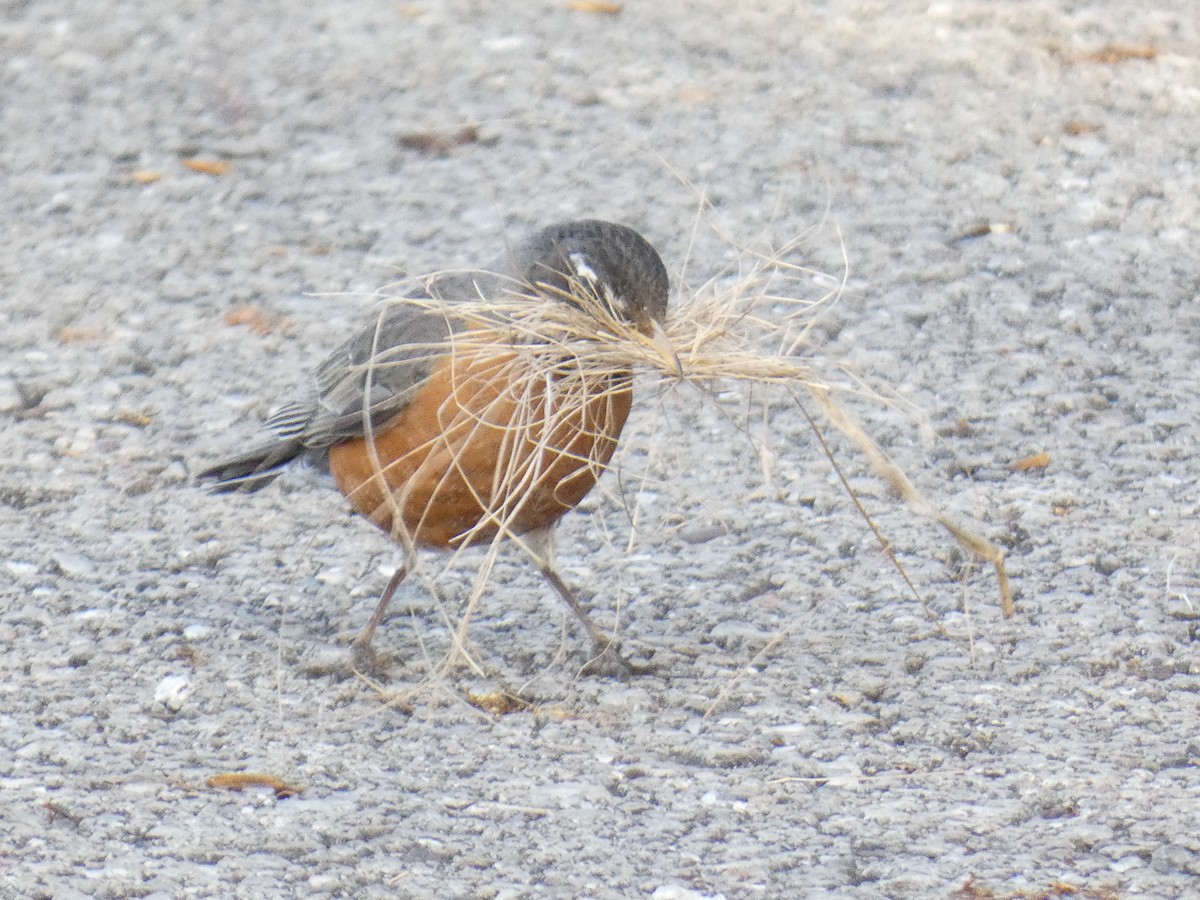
[644,318,683,378]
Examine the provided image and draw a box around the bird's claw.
[580,640,654,679]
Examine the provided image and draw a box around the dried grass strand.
[805,384,1014,618]
[348,244,1013,680]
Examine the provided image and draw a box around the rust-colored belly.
[327,349,632,549]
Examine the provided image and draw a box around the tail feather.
[193,438,306,494]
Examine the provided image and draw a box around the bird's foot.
[579,640,654,679]
[347,637,390,680]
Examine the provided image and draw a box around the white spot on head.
[568,251,600,284]
[569,251,623,316]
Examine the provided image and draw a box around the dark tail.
[193,437,306,494]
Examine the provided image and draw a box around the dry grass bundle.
[348,238,1012,681]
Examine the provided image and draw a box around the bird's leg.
[523,528,650,677]
[349,562,409,673]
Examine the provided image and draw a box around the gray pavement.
[3,1,1199,897]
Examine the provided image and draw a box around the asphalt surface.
[3,1,1199,898]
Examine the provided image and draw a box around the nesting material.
[350,250,1012,673]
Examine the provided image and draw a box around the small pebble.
[678,522,729,545]
[51,552,97,577]
[154,674,191,711]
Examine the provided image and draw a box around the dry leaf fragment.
[397,125,482,155]
[937,418,973,438]
[951,222,1014,243]
[207,773,301,799]
[181,158,231,176]
[1084,44,1157,64]
[55,327,105,344]
[224,305,282,335]
[1062,120,1101,136]
[1012,451,1050,472]
[115,410,153,427]
[568,1,622,13]
[467,691,532,717]
[131,170,164,184]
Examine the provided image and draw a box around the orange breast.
[327,348,633,549]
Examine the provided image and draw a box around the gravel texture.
[3,1,1199,898]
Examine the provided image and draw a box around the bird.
[195,219,678,676]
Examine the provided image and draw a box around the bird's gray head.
[517,220,669,335]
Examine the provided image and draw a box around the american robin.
[197,219,678,674]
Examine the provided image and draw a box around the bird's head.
[518,219,680,374]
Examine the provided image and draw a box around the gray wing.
[194,226,586,493]
[193,273,501,493]
[296,299,456,448]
